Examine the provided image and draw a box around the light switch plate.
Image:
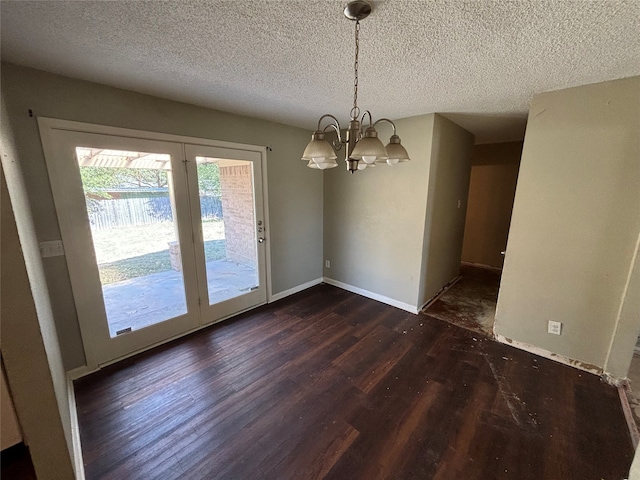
[40,240,64,258]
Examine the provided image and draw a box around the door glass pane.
[76,147,188,337]
[195,156,259,305]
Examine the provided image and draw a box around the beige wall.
[323,113,473,310]
[418,115,474,306]
[0,358,22,450]
[461,142,522,268]
[1,63,323,370]
[1,162,76,478]
[322,114,434,308]
[494,76,640,373]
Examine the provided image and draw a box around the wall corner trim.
[268,278,323,303]
[602,230,640,378]
[494,332,605,377]
[322,277,420,314]
[66,375,86,480]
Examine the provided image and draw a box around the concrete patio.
[102,259,257,337]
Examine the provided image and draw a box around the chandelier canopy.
[301,0,410,173]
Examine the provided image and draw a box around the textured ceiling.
[2,1,639,144]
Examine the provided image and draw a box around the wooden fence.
[88,195,223,230]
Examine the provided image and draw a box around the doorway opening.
[423,141,522,336]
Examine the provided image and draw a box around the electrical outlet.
[548,321,562,335]
[325,260,331,268]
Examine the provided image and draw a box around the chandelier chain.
[302,1,410,173]
[351,20,360,120]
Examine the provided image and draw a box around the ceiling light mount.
[344,0,372,21]
[301,0,410,173]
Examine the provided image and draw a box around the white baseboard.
[322,277,419,314]
[66,375,86,480]
[494,332,604,377]
[67,365,98,381]
[269,277,323,302]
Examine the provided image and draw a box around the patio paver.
[102,259,257,337]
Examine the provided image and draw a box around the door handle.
[258,237,265,243]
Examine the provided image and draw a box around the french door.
[185,144,267,322]
[39,119,268,366]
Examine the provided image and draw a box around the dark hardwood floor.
[74,284,634,480]
[1,443,37,480]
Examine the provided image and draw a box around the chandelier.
[302,0,410,173]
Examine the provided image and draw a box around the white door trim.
[37,117,272,369]
[38,117,267,154]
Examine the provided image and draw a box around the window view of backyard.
[76,148,258,338]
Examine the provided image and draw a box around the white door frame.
[184,143,268,325]
[38,117,272,370]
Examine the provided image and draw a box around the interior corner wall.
[494,76,640,372]
[604,233,640,378]
[461,141,522,268]
[322,114,435,309]
[1,109,76,476]
[418,115,474,307]
[0,62,323,370]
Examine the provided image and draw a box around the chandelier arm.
[372,118,398,135]
[322,123,338,134]
[318,113,346,143]
[322,123,345,149]
[360,110,374,129]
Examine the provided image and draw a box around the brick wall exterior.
[219,164,257,267]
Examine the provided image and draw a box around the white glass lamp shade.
[302,131,337,162]
[350,127,388,162]
[378,134,410,165]
[307,159,338,170]
[356,160,377,170]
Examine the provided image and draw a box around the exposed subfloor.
[74,284,634,480]
[423,263,501,336]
